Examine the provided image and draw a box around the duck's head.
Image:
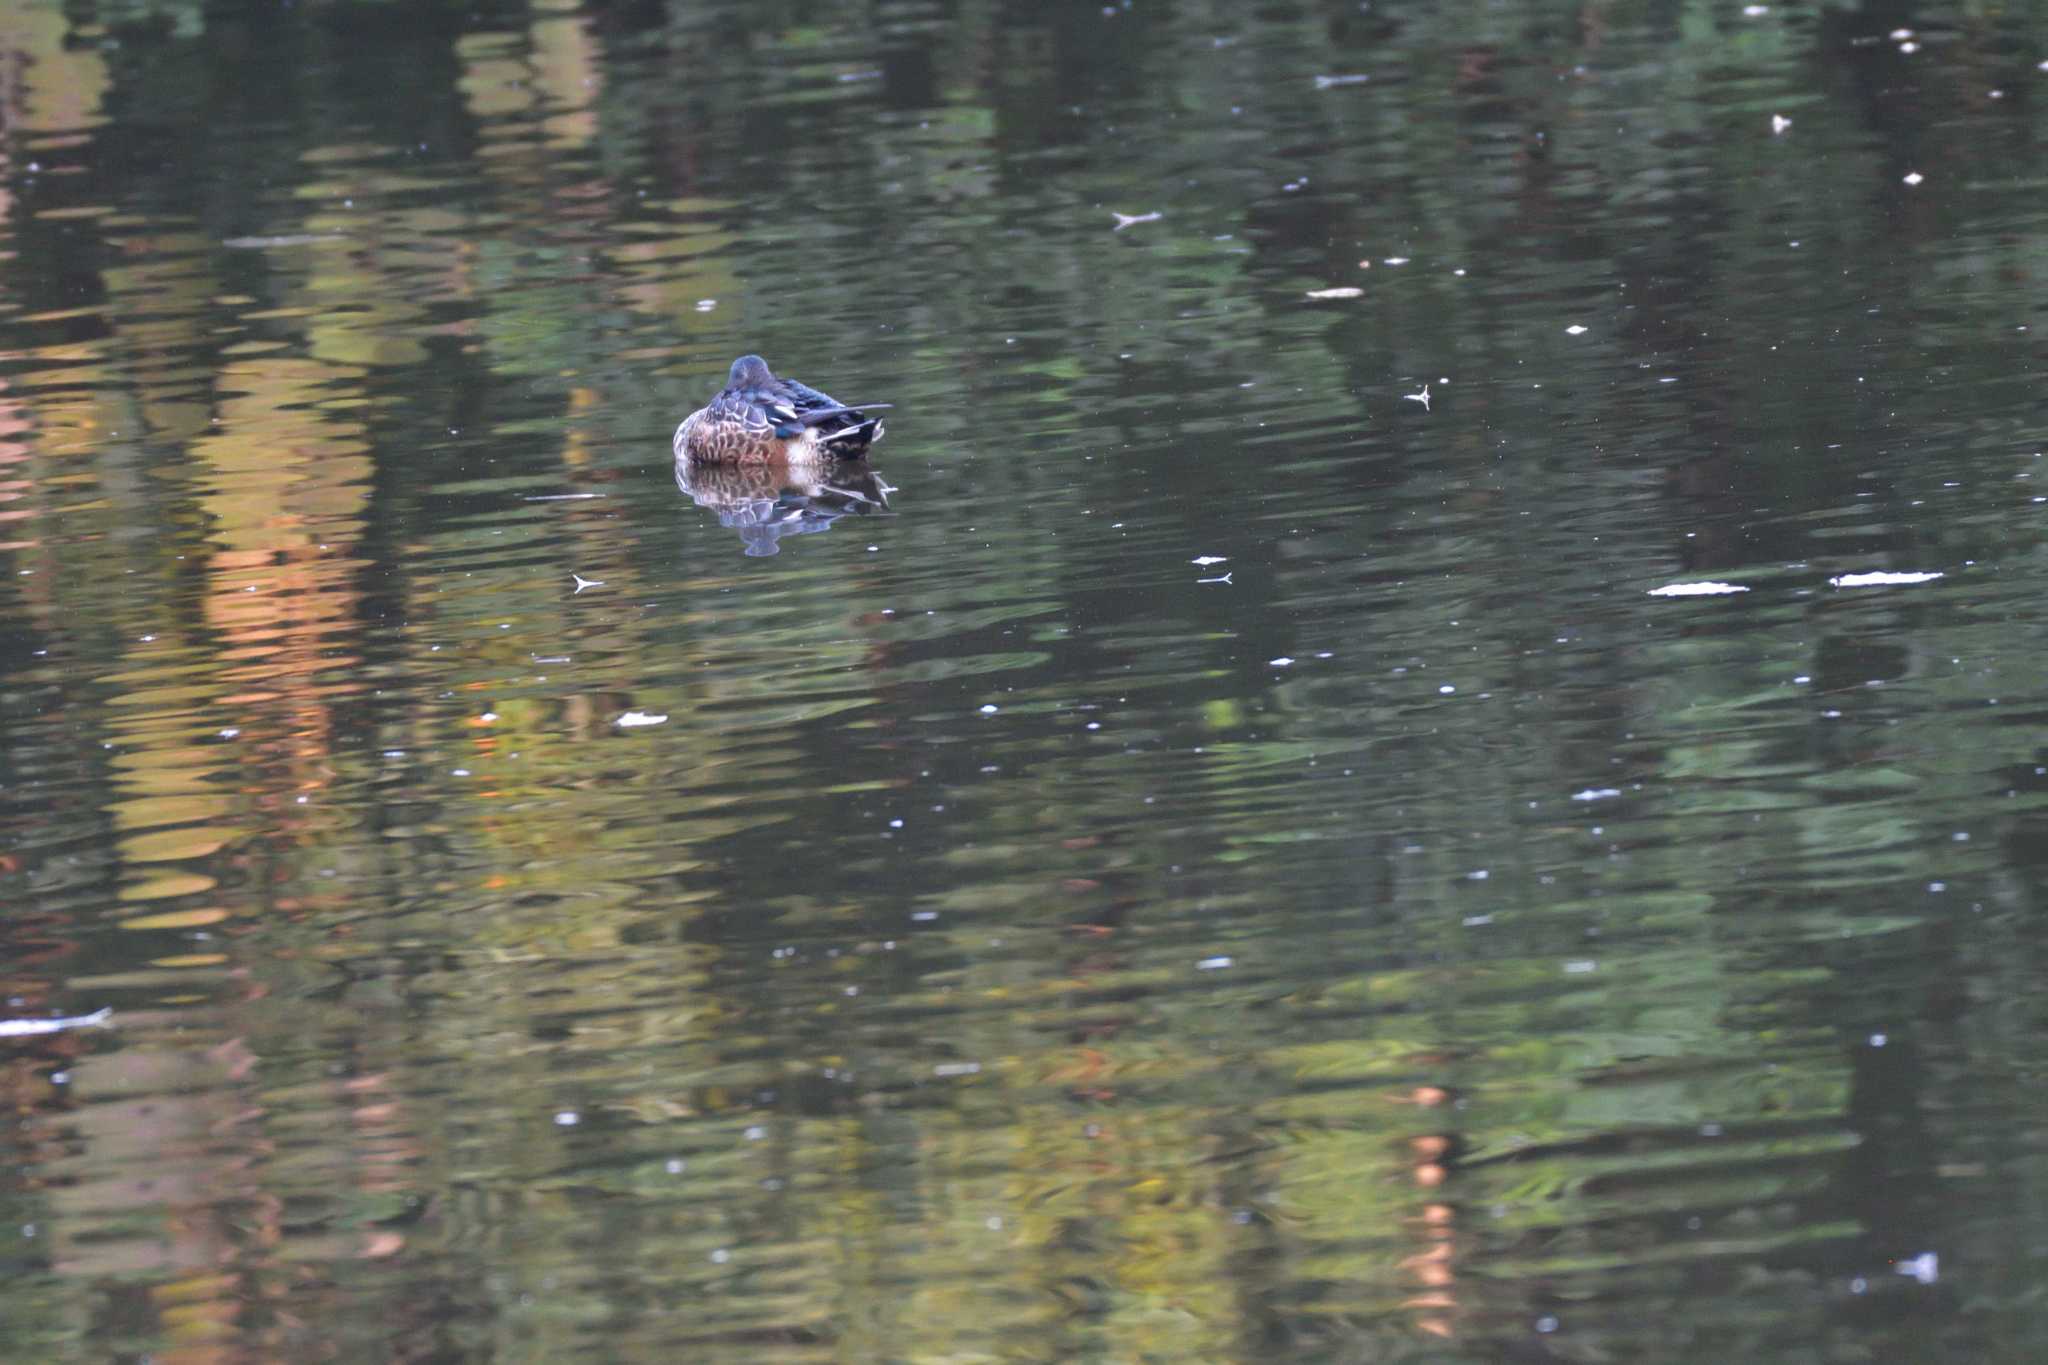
[727,354,774,389]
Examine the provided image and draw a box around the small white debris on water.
[979,703,999,714]
[1112,210,1163,230]
[1870,1033,1889,1047]
[1439,684,1456,695]
[1565,324,1588,335]
[1191,555,1228,566]
[1306,286,1363,300]
[1383,257,1410,266]
[695,298,717,312]
[1772,114,1793,134]
[1196,956,1234,970]
[1742,4,1769,15]
[553,1110,581,1127]
[934,1062,982,1077]
[1404,383,1432,410]
[1564,960,1598,974]
[1902,171,1924,186]
[1467,869,1489,881]
[1572,788,1621,802]
[572,573,604,593]
[219,727,241,739]
[1269,656,1295,667]
[1462,914,1494,927]
[1830,570,1943,587]
[1895,1253,1938,1285]
[1649,581,1749,597]
[1314,73,1370,89]
[616,711,668,728]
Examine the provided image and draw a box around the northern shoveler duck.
[672,354,889,465]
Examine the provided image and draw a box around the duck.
[672,354,889,465]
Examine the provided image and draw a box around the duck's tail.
[815,415,886,457]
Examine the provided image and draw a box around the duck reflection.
[675,455,895,556]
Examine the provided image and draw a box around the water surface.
[2,1,2047,1360]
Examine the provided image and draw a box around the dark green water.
[2,0,2047,1359]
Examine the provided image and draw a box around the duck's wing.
[778,377,889,422]
[706,387,777,435]
[788,401,892,428]
[755,384,889,442]
[778,376,848,413]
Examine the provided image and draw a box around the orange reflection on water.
[191,356,371,804]
[1399,1085,1461,1341]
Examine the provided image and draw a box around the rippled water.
[3,0,2047,1359]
